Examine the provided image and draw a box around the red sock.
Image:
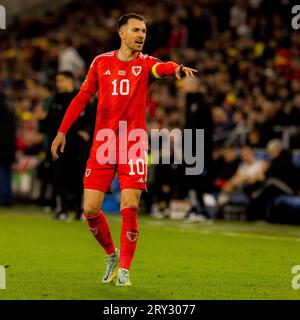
[120,207,139,270]
[84,210,115,255]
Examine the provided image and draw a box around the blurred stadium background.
[1,0,300,223]
[1,0,300,300]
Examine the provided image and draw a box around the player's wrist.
[57,131,66,137]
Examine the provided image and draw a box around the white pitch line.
[142,219,300,242]
[189,227,300,242]
[109,215,300,242]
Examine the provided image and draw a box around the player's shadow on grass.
[99,285,168,300]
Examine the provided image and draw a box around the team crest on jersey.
[85,169,91,177]
[126,230,139,242]
[132,66,142,76]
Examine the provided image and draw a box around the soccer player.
[51,13,197,286]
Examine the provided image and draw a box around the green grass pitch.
[0,206,300,300]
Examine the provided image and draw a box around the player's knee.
[121,202,139,210]
[121,196,139,209]
[83,203,100,216]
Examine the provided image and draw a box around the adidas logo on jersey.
[137,177,144,183]
[103,70,111,75]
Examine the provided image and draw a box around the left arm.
[151,61,198,80]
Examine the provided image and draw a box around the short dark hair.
[56,71,74,79]
[117,13,146,30]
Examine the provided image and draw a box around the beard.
[126,39,144,52]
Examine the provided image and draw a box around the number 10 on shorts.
[128,158,146,176]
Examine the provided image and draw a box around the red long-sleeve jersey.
[58,50,178,168]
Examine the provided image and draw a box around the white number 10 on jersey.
[112,79,130,96]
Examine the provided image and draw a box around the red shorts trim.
[83,164,116,192]
[83,184,109,193]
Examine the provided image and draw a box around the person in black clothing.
[249,139,299,220]
[39,71,95,220]
[286,94,300,148]
[212,147,240,192]
[187,5,212,49]
[0,92,16,206]
[183,79,214,220]
[150,152,185,216]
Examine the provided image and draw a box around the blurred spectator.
[187,4,212,49]
[249,139,300,220]
[150,155,185,218]
[0,92,16,206]
[218,146,265,208]
[167,14,188,50]
[212,147,240,192]
[57,40,85,78]
[39,71,94,219]
[182,78,214,221]
[246,129,264,148]
[288,93,300,126]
